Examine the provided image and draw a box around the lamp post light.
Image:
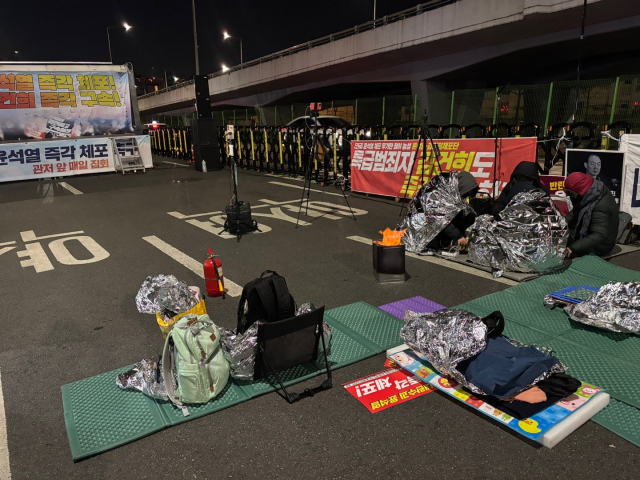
[223,31,243,67]
[107,22,132,64]
[221,65,229,73]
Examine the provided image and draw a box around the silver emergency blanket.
[468,190,568,276]
[564,282,640,334]
[400,309,566,396]
[116,359,168,400]
[135,274,198,314]
[219,302,332,381]
[399,172,474,253]
[219,323,260,381]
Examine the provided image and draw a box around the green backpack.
[162,314,230,416]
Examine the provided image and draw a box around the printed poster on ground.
[349,138,537,199]
[342,368,435,413]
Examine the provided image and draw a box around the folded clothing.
[456,336,560,398]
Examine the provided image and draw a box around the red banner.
[342,368,434,413]
[540,175,566,194]
[350,138,537,198]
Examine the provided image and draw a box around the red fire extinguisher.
[204,248,225,298]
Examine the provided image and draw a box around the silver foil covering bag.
[400,309,566,396]
[116,359,168,400]
[135,274,199,314]
[565,282,640,334]
[468,190,568,275]
[400,309,489,395]
[219,324,260,381]
[399,172,475,253]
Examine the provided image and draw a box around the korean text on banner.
[0,70,132,141]
[619,134,640,223]
[349,138,537,199]
[342,368,434,413]
[0,138,113,182]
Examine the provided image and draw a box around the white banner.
[0,135,152,183]
[620,134,640,222]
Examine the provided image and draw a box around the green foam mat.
[454,256,640,446]
[62,301,403,461]
[62,366,167,460]
[593,399,640,447]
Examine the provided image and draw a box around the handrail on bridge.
[138,0,455,100]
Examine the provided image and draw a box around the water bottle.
[202,159,207,173]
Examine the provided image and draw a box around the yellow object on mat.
[156,299,207,338]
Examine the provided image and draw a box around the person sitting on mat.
[427,171,479,250]
[490,161,548,218]
[563,172,619,258]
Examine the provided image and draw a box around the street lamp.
[107,22,132,64]
[221,65,229,73]
[173,76,179,83]
[223,31,243,67]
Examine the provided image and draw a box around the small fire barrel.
[372,242,406,283]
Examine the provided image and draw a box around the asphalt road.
[1,161,639,479]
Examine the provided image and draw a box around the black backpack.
[236,270,296,334]
[225,201,258,234]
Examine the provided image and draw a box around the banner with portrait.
[0,68,132,142]
[565,149,624,204]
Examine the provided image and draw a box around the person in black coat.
[563,172,619,257]
[427,171,479,250]
[490,161,548,218]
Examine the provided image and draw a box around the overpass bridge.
[138,0,640,125]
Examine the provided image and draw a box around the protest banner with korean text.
[619,134,640,223]
[350,138,537,198]
[0,138,114,182]
[0,67,132,141]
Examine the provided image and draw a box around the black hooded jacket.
[490,161,547,217]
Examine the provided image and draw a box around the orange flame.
[375,228,406,246]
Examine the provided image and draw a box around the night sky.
[0,0,424,80]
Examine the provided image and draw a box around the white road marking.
[347,236,517,286]
[168,211,221,220]
[0,242,16,247]
[20,230,84,243]
[161,161,190,167]
[0,369,10,480]
[142,235,242,297]
[58,182,83,195]
[264,173,304,182]
[17,242,54,273]
[48,236,110,265]
[268,181,346,197]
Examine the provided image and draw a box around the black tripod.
[220,133,254,242]
[296,110,356,228]
[398,112,442,219]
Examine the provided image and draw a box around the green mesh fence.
[452,88,495,127]
[357,98,383,125]
[168,75,639,133]
[292,103,308,119]
[274,106,293,125]
[499,84,550,127]
[548,78,617,129]
[613,75,640,132]
[384,95,414,125]
[333,100,357,123]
